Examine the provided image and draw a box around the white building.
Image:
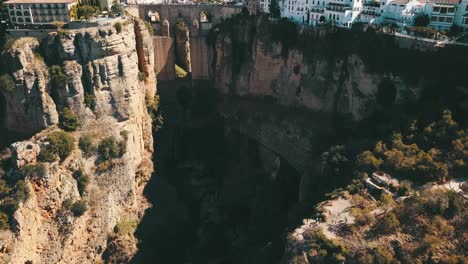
[455,0,468,29]
[308,0,326,25]
[5,0,78,25]
[424,0,458,30]
[358,0,381,23]
[283,0,310,23]
[323,0,363,27]
[380,0,425,25]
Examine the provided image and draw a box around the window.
[11,17,16,22]
[16,11,22,16]
[25,17,31,22]
[433,6,440,12]
[440,7,447,13]
[447,7,454,13]
[446,17,453,23]
[10,11,14,16]
[24,11,30,16]
[466,5,468,11]
[464,17,468,24]
[431,16,437,21]
[438,16,444,22]
[17,17,23,22]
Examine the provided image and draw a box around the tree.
[413,14,430,27]
[77,5,97,20]
[356,150,382,173]
[321,145,350,178]
[60,107,79,131]
[269,0,281,18]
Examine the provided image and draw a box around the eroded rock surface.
[0,19,156,264]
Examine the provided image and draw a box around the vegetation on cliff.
[38,131,75,162]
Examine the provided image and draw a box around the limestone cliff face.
[0,38,59,133]
[174,22,192,72]
[212,16,421,119]
[0,19,156,264]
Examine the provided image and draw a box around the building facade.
[5,0,77,25]
[283,0,310,23]
[424,0,458,30]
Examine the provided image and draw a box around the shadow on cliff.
[131,81,304,264]
[0,93,31,150]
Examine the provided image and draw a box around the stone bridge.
[138,4,243,26]
[138,4,242,81]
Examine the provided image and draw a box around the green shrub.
[445,190,463,218]
[175,64,187,78]
[59,107,79,131]
[71,200,87,217]
[79,135,96,157]
[356,151,382,173]
[376,212,400,233]
[57,29,70,36]
[98,137,125,161]
[50,65,67,89]
[20,163,46,180]
[146,94,160,113]
[138,72,145,81]
[0,179,12,199]
[37,146,56,162]
[62,198,73,210]
[114,22,122,33]
[0,74,15,93]
[84,93,95,109]
[0,212,9,230]
[73,169,89,196]
[14,180,30,202]
[0,198,19,215]
[48,131,75,161]
[77,5,98,20]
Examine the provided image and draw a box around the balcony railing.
[326,5,351,11]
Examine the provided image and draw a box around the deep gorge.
[0,13,467,264]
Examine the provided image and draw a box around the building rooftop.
[4,0,76,4]
[427,0,460,4]
[389,0,409,5]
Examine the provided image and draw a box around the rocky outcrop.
[174,21,192,72]
[0,38,59,133]
[211,16,424,120]
[0,18,156,263]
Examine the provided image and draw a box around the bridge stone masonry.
[138,4,243,81]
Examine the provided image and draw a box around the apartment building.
[5,0,78,24]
